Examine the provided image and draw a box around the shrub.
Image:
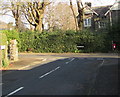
[106,21,120,52]
[2,30,21,51]
[18,29,107,53]
[2,29,108,53]
[19,31,35,52]
[33,31,77,53]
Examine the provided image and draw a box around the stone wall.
[9,39,18,61]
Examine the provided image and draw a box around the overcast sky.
[0,0,116,24]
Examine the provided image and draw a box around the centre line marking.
[0,83,3,85]
[66,58,75,64]
[0,83,3,86]
[6,87,24,97]
[39,66,60,79]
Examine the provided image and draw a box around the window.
[84,18,91,27]
[98,21,106,28]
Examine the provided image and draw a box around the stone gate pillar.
[9,39,18,61]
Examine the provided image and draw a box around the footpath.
[1,53,119,71]
[1,57,44,71]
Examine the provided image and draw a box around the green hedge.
[19,31,35,52]
[33,31,78,53]
[2,30,21,50]
[106,21,120,52]
[18,30,106,53]
[2,29,107,53]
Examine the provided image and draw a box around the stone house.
[83,1,120,31]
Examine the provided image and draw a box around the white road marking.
[0,83,3,85]
[98,59,105,68]
[39,66,60,79]
[71,58,75,61]
[100,59,104,66]
[65,58,75,64]
[6,87,24,97]
[66,62,69,64]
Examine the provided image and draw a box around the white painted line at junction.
[71,58,75,61]
[66,58,75,64]
[66,62,69,64]
[39,66,60,79]
[100,59,104,66]
[98,59,105,68]
[0,83,3,85]
[6,87,24,97]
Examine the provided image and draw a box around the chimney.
[85,2,92,7]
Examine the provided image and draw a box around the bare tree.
[11,0,21,30]
[69,0,84,31]
[44,3,57,31]
[22,0,50,32]
[0,0,22,30]
[44,2,77,31]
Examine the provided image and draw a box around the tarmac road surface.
[2,54,119,96]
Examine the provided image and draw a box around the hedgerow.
[2,29,106,53]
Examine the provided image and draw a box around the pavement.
[1,53,119,71]
[1,57,45,71]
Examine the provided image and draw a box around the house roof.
[105,0,120,16]
[84,0,120,17]
[93,5,112,17]
[84,4,112,17]
[84,5,99,16]
[111,0,120,10]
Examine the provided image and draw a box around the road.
[2,54,119,96]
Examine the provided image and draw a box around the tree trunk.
[69,0,78,31]
[78,14,83,30]
[34,14,43,32]
[35,24,42,32]
[76,0,83,31]
[15,18,19,30]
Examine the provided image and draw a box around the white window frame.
[84,18,91,27]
